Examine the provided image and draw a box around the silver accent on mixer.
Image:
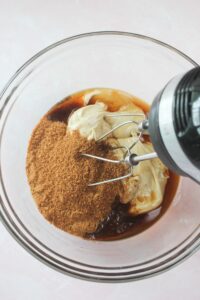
[158,74,200,183]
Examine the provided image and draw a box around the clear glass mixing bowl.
[0,32,199,282]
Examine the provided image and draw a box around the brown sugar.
[26,117,125,237]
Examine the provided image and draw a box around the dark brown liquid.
[47,96,83,122]
[47,88,180,241]
[86,171,179,240]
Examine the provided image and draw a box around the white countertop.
[0,0,200,299]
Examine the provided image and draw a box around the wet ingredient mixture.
[26,88,179,240]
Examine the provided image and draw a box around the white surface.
[0,0,200,299]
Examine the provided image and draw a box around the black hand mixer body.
[149,67,200,183]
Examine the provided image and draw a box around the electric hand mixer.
[83,67,200,186]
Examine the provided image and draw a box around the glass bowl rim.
[0,31,199,282]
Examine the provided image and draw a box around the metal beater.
[82,113,157,186]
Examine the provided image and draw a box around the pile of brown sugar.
[26,117,125,237]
